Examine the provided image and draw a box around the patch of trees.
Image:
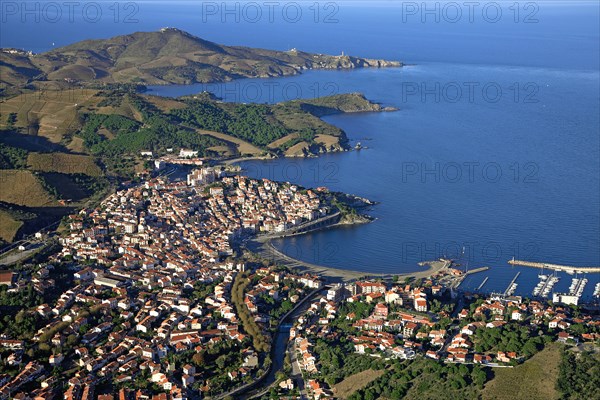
[313,339,382,386]
[429,297,454,314]
[556,349,600,399]
[330,194,362,219]
[474,323,545,358]
[0,143,28,169]
[268,298,293,320]
[171,100,290,147]
[79,113,140,148]
[38,321,70,343]
[71,173,108,194]
[231,272,270,352]
[0,283,42,307]
[6,113,17,128]
[0,309,41,340]
[227,104,288,147]
[35,173,61,199]
[343,299,375,318]
[186,278,224,301]
[349,358,489,400]
[0,283,45,337]
[171,101,229,133]
[78,97,225,176]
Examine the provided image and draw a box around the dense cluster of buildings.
[59,171,328,264]
[1,258,323,399]
[0,170,329,399]
[281,278,600,399]
[2,167,599,400]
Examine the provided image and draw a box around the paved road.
[0,241,45,266]
[289,342,309,399]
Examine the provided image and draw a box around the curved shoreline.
[246,235,450,283]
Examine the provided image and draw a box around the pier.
[533,273,559,298]
[452,266,489,289]
[568,277,588,297]
[465,267,489,275]
[504,272,521,297]
[265,212,342,238]
[477,276,489,291]
[508,259,600,273]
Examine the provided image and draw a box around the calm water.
[3,1,599,298]
[229,65,599,299]
[147,65,600,298]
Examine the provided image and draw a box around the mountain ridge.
[0,28,402,89]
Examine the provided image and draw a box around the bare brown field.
[27,153,102,176]
[315,134,341,148]
[284,141,310,157]
[207,145,235,156]
[0,210,23,242]
[46,65,96,81]
[0,89,98,143]
[267,133,299,149]
[272,106,342,137]
[482,344,561,400]
[332,369,385,399]
[142,95,187,113]
[111,67,164,85]
[0,170,58,207]
[94,96,143,121]
[196,129,263,156]
[66,136,86,153]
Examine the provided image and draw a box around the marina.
[594,282,600,298]
[568,277,588,297]
[551,274,591,306]
[532,273,560,298]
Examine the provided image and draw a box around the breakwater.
[262,212,342,239]
[508,259,600,273]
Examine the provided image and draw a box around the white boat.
[593,283,600,298]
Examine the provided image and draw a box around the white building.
[552,293,579,306]
[179,149,199,158]
[154,160,165,170]
[187,167,217,186]
[326,284,344,302]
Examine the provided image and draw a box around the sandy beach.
[246,235,450,283]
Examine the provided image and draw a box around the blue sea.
[2,1,599,298]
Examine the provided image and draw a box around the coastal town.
[1,166,599,400]
[1,2,599,399]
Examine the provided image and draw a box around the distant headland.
[0,27,402,90]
